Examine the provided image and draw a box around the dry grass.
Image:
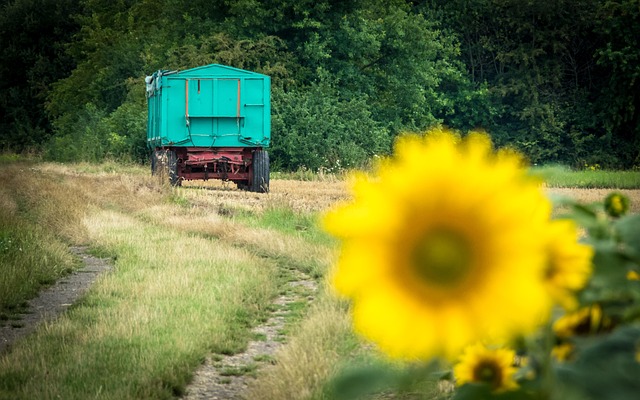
[0,164,90,243]
[182,179,350,214]
[37,162,166,214]
[0,207,279,399]
[184,179,640,215]
[547,187,640,213]
[135,203,334,278]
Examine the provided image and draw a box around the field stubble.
[181,178,350,214]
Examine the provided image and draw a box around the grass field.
[0,160,639,399]
[532,164,640,189]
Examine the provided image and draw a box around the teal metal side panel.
[163,75,188,145]
[146,64,270,149]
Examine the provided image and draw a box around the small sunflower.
[552,304,612,362]
[324,128,555,360]
[604,192,630,218]
[551,342,575,362]
[544,219,593,310]
[552,304,611,339]
[454,343,518,392]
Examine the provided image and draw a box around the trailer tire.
[151,151,158,175]
[153,150,167,179]
[154,149,181,186]
[167,150,181,187]
[250,150,269,193]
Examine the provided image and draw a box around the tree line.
[1,0,638,170]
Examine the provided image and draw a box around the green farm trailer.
[146,64,270,192]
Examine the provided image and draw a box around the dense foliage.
[1,0,638,170]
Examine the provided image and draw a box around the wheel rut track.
[0,246,112,355]
[182,276,317,400]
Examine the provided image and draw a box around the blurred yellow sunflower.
[552,304,611,339]
[604,192,630,217]
[552,304,612,361]
[627,270,640,281]
[551,342,574,362]
[323,128,555,360]
[454,343,518,392]
[544,219,593,310]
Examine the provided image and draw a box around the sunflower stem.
[538,321,556,400]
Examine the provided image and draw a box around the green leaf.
[453,383,533,400]
[557,202,609,239]
[614,214,640,262]
[328,360,445,399]
[329,364,403,400]
[590,241,630,283]
[556,325,640,400]
[452,383,493,400]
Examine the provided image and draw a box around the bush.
[270,82,391,172]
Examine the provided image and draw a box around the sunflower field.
[324,128,640,400]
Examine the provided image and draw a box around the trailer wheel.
[152,150,166,178]
[154,149,181,186]
[151,150,158,176]
[167,150,181,186]
[250,150,269,193]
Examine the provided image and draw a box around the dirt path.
[182,277,317,400]
[0,246,112,354]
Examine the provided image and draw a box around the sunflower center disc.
[412,229,472,288]
[473,361,502,389]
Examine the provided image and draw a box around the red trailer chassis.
[152,147,269,192]
[176,147,252,181]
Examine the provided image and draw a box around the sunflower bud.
[604,192,630,218]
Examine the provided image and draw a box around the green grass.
[0,224,77,312]
[253,354,275,363]
[0,161,291,399]
[532,164,640,188]
[68,159,150,176]
[271,167,345,182]
[260,207,335,246]
[0,164,83,313]
[219,364,258,377]
[0,154,25,164]
[223,201,337,254]
[272,164,640,189]
[213,199,330,242]
[137,195,334,279]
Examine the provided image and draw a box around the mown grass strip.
[532,165,640,189]
[135,200,334,279]
[0,209,278,400]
